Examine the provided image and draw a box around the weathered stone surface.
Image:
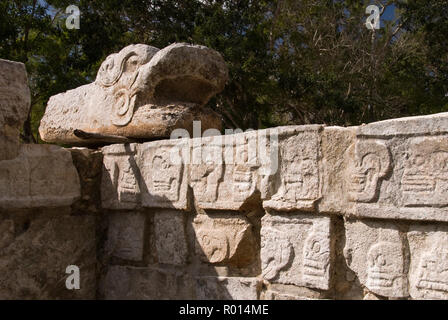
[101,144,140,210]
[0,215,96,299]
[263,126,322,212]
[39,43,228,145]
[190,126,322,211]
[153,211,188,265]
[102,140,191,210]
[0,59,31,161]
[263,290,318,300]
[408,224,448,300]
[190,134,255,210]
[140,139,189,210]
[195,276,260,300]
[260,213,331,290]
[192,214,256,267]
[0,144,80,209]
[357,112,448,137]
[106,212,145,261]
[103,266,194,299]
[343,219,409,298]
[69,147,103,212]
[319,126,356,213]
[341,113,448,222]
[0,220,14,251]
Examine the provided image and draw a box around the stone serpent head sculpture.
[39,43,229,145]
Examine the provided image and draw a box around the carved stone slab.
[195,276,260,300]
[189,126,321,211]
[192,214,256,267]
[101,144,140,210]
[263,290,319,300]
[190,131,266,210]
[318,126,357,213]
[408,224,448,300]
[0,59,31,161]
[103,266,194,299]
[342,113,448,222]
[263,126,322,212]
[39,43,228,145]
[260,213,331,290]
[343,219,409,298]
[153,211,188,266]
[0,215,96,299]
[140,139,189,210]
[190,135,229,209]
[106,212,145,261]
[0,144,80,209]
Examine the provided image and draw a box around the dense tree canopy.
[0,0,447,143]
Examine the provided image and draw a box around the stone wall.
[98,115,448,300]
[0,59,98,299]
[2,57,448,300]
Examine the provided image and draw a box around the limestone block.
[103,266,194,299]
[195,276,260,300]
[0,144,80,209]
[343,113,448,222]
[0,59,31,160]
[101,144,140,210]
[39,43,228,145]
[140,139,189,210]
[262,126,322,212]
[0,215,96,299]
[106,212,145,261]
[343,219,409,298]
[0,220,14,250]
[69,148,103,212]
[190,132,261,210]
[318,126,357,213]
[153,211,188,265]
[260,213,331,290]
[189,126,320,211]
[408,224,448,300]
[263,290,318,300]
[192,214,256,267]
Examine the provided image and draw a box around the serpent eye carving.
[111,88,136,127]
[97,54,122,87]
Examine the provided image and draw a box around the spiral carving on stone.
[111,88,136,126]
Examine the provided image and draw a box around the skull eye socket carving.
[311,241,321,254]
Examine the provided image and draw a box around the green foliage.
[0,0,447,140]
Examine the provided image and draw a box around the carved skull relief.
[281,135,319,202]
[261,227,293,280]
[402,137,448,207]
[190,143,224,203]
[347,140,391,203]
[150,147,183,202]
[117,157,139,203]
[233,137,257,202]
[415,238,448,299]
[302,227,330,286]
[366,241,407,297]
